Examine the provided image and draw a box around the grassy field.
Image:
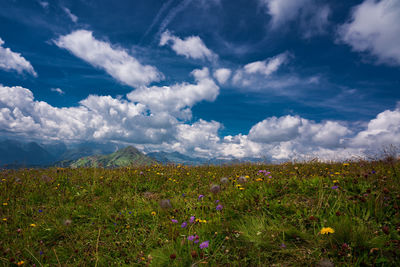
[1,159,400,266]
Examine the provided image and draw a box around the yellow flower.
[343,163,349,166]
[17,261,24,266]
[2,202,8,206]
[320,227,335,235]
[333,180,339,184]
[151,211,156,216]
[2,218,7,222]
[245,175,250,179]
[239,187,245,190]
[335,172,340,175]
[30,224,37,227]
[256,178,263,182]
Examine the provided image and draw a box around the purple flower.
[280,243,286,248]
[38,209,43,213]
[215,200,220,203]
[181,222,187,228]
[216,204,223,211]
[258,170,266,173]
[331,186,339,190]
[189,216,195,223]
[199,240,209,249]
[171,219,178,223]
[194,239,199,244]
[198,194,204,200]
[268,176,272,179]
[187,235,195,241]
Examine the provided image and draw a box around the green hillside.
[69,146,156,168]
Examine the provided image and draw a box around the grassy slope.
[1,160,399,266]
[70,146,156,168]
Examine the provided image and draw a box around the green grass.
[1,160,400,266]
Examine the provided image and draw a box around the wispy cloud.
[62,7,78,23]
[51,88,65,95]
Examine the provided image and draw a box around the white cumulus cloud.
[127,67,219,119]
[213,68,231,85]
[338,0,400,66]
[0,38,37,77]
[51,88,65,95]
[160,30,217,61]
[55,30,163,88]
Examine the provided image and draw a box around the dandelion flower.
[2,203,8,206]
[320,227,335,235]
[151,211,156,216]
[30,224,37,227]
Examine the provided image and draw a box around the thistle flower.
[216,204,223,211]
[331,186,339,190]
[181,222,187,228]
[171,219,178,223]
[189,216,195,223]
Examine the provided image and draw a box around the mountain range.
[0,139,267,168]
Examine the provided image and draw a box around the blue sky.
[0,0,399,161]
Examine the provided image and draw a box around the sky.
[0,0,400,161]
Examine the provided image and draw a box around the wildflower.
[199,240,209,249]
[210,184,221,194]
[159,199,172,209]
[151,211,156,216]
[238,176,247,184]
[320,227,335,235]
[256,178,263,182]
[189,216,195,223]
[198,194,204,200]
[30,224,37,227]
[169,254,176,260]
[258,170,266,173]
[215,200,220,203]
[216,204,223,211]
[38,209,43,213]
[331,186,339,190]
[181,222,187,228]
[2,218,7,221]
[280,243,286,248]
[343,163,349,166]
[3,202,8,206]
[171,219,178,223]
[333,180,339,184]
[239,187,245,190]
[187,235,195,241]
[63,219,72,226]
[17,261,24,266]
[220,177,229,184]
